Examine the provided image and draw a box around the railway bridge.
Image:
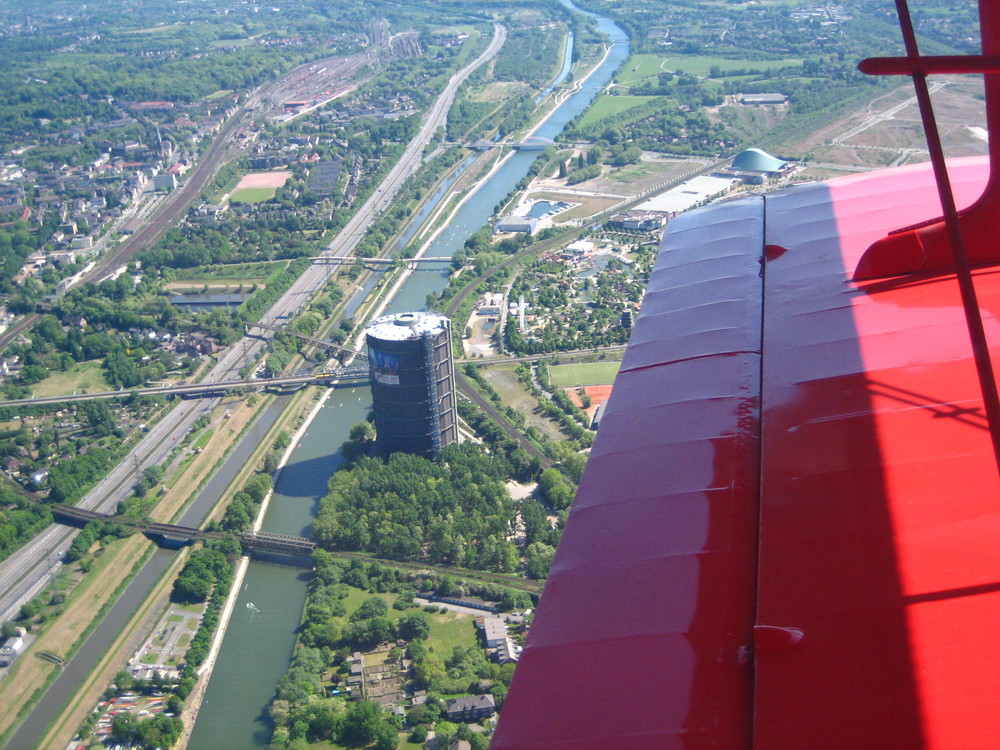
[50,504,315,558]
[247,320,369,361]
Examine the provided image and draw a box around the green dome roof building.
[731,148,788,173]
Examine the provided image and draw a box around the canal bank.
[187,5,629,747]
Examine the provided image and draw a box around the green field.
[661,54,799,76]
[574,95,665,130]
[423,608,479,655]
[30,361,109,397]
[230,186,277,203]
[618,53,797,82]
[209,38,251,48]
[125,23,185,35]
[616,54,672,86]
[326,587,479,662]
[547,361,621,387]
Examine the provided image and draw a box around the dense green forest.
[313,443,522,572]
[493,27,567,89]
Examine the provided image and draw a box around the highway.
[0,20,507,649]
[322,24,506,261]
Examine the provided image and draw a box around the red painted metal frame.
[755,161,1000,749]
[855,1,1000,279]
[857,0,1000,478]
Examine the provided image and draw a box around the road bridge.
[310,255,452,267]
[465,135,556,151]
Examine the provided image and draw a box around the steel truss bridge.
[246,320,368,361]
[51,504,316,558]
[0,367,369,408]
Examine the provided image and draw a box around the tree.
[410,724,428,743]
[340,700,387,746]
[499,588,532,612]
[373,720,398,750]
[167,693,184,716]
[538,468,575,509]
[349,421,375,443]
[351,596,388,621]
[111,712,140,743]
[437,575,459,597]
[172,572,212,603]
[397,612,430,641]
[525,542,556,579]
[142,465,164,486]
[115,669,136,693]
[414,654,446,688]
[307,699,345,742]
[137,714,183,748]
[434,720,459,746]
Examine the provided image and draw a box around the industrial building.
[495,216,540,234]
[634,174,738,215]
[365,311,457,458]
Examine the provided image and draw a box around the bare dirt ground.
[789,77,988,174]
[482,365,567,442]
[464,314,499,358]
[235,171,291,190]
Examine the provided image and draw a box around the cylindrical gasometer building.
[365,311,458,458]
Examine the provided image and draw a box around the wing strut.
[857,0,1000,479]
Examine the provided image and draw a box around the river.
[187,6,628,748]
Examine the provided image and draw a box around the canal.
[187,5,629,747]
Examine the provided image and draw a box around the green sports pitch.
[230,186,277,203]
[547,361,621,387]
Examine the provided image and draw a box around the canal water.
[537,31,574,101]
[188,6,628,747]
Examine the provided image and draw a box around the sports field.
[548,361,621,387]
[229,186,278,203]
[229,170,291,203]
